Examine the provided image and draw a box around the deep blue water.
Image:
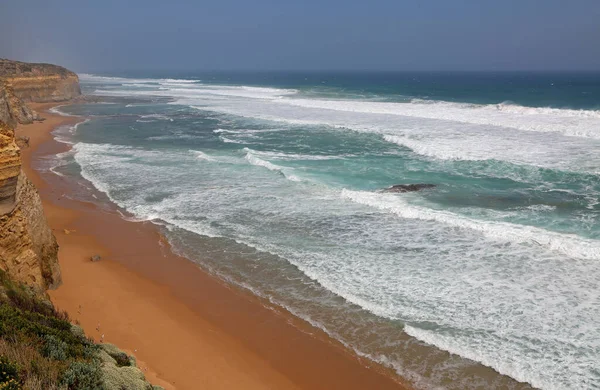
[47,72,600,390]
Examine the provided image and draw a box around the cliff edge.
[0,58,81,102]
[0,59,72,292]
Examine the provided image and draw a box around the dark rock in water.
[381,184,436,193]
[90,255,101,262]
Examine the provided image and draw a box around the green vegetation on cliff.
[0,270,99,389]
[0,271,162,390]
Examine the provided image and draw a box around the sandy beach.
[17,103,409,390]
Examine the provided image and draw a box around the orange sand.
[17,103,410,390]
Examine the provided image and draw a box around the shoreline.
[17,102,410,389]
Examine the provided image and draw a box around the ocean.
[46,71,600,389]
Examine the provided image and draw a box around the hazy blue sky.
[1,0,600,72]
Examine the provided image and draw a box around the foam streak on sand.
[52,119,90,145]
[49,105,78,117]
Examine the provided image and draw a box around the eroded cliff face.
[0,59,75,291]
[0,118,60,290]
[0,58,81,102]
[0,121,21,213]
[0,166,60,289]
[0,80,39,126]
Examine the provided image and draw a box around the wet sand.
[17,102,410,390]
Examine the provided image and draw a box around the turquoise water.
[49,73,600,389]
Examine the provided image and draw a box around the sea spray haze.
[44,71,600,390]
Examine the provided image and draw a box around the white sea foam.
[182,95,600,173]
[191,150,215,162]
[85,74,600,139]
[136,113,174,122]
[79,73,199,85]
[72,144,115,198]
[37,149,75,177]
[219,136,246,144]
[146,133,205,141]
[245,152,282,172]
[49,105,76,117]
[159,79,199,84]
[52,119,90,144]
[52,127,76,145]
[86,75,600,174]
[49,166,65,177]
[195,85,297,99]
[245,152,301,181]
[127,83,157,88]
[283,97,600,139]
[93,84,296,101]
[213,128,286,134]
[523,204,557,212]
[490,100,600,118]
[403,324,583,390]
[404,325,531,389]
[383,135,485,161]
[243,147,342,161]
[340,189,600,260]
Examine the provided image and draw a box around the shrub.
[0,304,97,360]
[111,352,130,368]
[0,356,19,382]
[0,270,67,321]
[61,361,104,390]
[101,364,149,390]
[0,286,99,389]
[42,335,68,361]
[0,378,20,390]
[0,357,20,390]
[0,339,64,389]
[100,344,132,367]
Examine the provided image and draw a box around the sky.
[1,0,600,72]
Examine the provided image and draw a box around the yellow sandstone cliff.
[0,58,81,102]
[0,59,80,291]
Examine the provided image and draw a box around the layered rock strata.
[0,58,81,102]
[0,59,77,291]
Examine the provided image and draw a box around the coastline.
[17,103,410,389]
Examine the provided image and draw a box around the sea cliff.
[0,59,81,103]
[0,63,62,291]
